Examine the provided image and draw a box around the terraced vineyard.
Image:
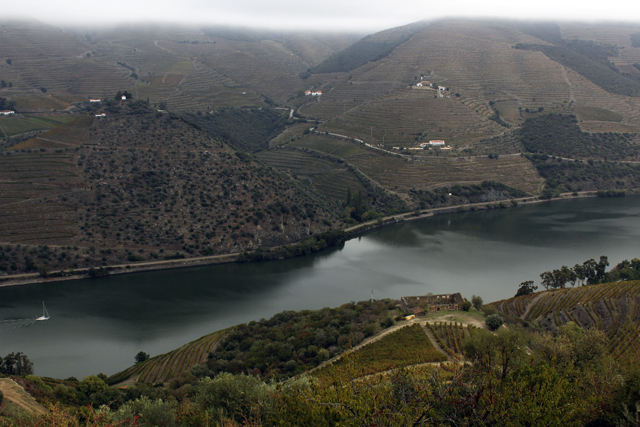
[347,152,543,194]
[493,281,640,362]
[0,151,82,244]
[318,89,504,146]
[426,322,478,360]
[107,329,230,385]
[313,324,447,381]
[256,149,368,201]
[11,117,93,150]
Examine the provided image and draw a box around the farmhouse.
[89,99,101,103]
[429,140,446,147]
[0,110,15,115]
[416,81,432,87]
[95,113,106,117]
[305,90,322,96]
[400,293,464,314]
[438,86,446,91]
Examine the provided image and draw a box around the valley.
[1,16,640,426]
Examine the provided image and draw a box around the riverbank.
[0,190,613,288]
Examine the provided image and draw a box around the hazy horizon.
[4,0,640,33]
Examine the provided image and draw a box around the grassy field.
[493,281,640,363]
[0,116,76,137]
[313,324,447,381]
[575,106,624,122]
[107,329,230,385]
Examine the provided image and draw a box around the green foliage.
[194,373,275,424]
[77,375,109,397]
[540,255,609,288]
[520,114,639,160]
[0,96,15,111]
[486,313,504,330]
[135,351,150,364]
[527,153,640,193]
[315,324,446,380]
[461,300,472,311]
[182,107,287,153]
[112,396,177,427]
[205,299,399,379]
[410,181,527,209]
[471,295,483,311]
[603,258,640,282]
[0,352,33,375]
[237,229,346,262]
[515,280,537,297]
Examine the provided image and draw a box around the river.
[1,196,639,379]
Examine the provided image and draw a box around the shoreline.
[0,191,611,288]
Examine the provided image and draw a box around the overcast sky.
[5,0,640,32]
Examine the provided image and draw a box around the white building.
[429,140,446,147]
[0,110,15,115]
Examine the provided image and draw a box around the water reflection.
[0,197,639,379]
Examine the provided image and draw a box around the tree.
[6,59,11,65]
[135,351,150,363]
[462,300,472,311]
[515,280,537,297]
[486,313,504,331]
[471,295,483,311]
[494,327,527,380]
[0,352,34,375]
[582,259,598,284]
[77,375,108,397]
[40,87,47,93]
[114,396,177,427]
[596,256,609,282]
[573,263,586,285]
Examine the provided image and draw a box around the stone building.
[400,293,464,315]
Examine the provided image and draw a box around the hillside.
[4,19,640,277]
[0,21,360,111]
[493,280,640,362]
[0,101,342,277]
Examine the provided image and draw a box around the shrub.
[194,373,275,423]
[486,314,504,331]
[482,305,498,316]
[462,301,472,312]
[113,396,177,427]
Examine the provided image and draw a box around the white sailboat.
[36,302,50,321]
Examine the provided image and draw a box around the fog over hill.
[5,0,640,31]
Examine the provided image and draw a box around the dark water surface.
[1,197,639,379]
